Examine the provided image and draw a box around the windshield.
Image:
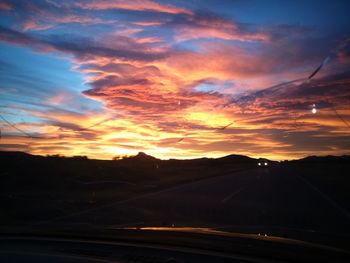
[1,0,350,250]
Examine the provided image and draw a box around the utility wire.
[0,114,40,139]
[332,106,350,129]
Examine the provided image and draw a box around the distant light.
[264,162,268,166]
[178,101,181,105]
[258,162,261,166]
[311,104,317,114]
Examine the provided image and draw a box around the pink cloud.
[337,37,350,64]
[132,21,163,27]
[174,26,269,42]
[0,0,11,11]
[22,14,116,31]
[22,20,53,31]
[76,0,192,15]
[171,14,270,42]
[136,37,164,44]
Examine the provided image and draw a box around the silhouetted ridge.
[297,155,350,163]
[216,154,256,163]
[125,152,160,162]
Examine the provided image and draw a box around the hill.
[294,155,350,163]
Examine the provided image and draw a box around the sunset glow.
[0,0,350,160]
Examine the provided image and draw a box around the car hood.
[1,224,349,255]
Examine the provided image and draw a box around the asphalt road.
[46,165,350,235]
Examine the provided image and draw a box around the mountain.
[3,151,349,165]
[295,155,350,163]
[128,152,160,162]
[216,154,257,163]
[0,151,266,165]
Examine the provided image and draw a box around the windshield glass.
[1,0,350,250]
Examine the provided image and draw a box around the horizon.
[2,149,349,162]
[1,1,350,160]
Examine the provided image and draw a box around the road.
[46,165,350,235]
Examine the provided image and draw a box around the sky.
[0,0,350,160]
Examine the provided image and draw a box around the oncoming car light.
[258,161,268,167]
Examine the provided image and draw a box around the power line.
[332,106,350,129]
[76,117,115,131]
[0,114,40,139]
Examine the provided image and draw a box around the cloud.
[161,40,321,89]
[337,37,350,64]
[83,79,217,115]
[50,35,169,61]
[75,0,192,15]
[132,21,163,27]
[0,26,44,47]
[21,15,110,31]
[167,11,270,42]
[227,71,350,135]
[1,1,350,160]
[0,0,11,11]
[4,0,118,31]
[0,26,169,61]
[0,143,29,151]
